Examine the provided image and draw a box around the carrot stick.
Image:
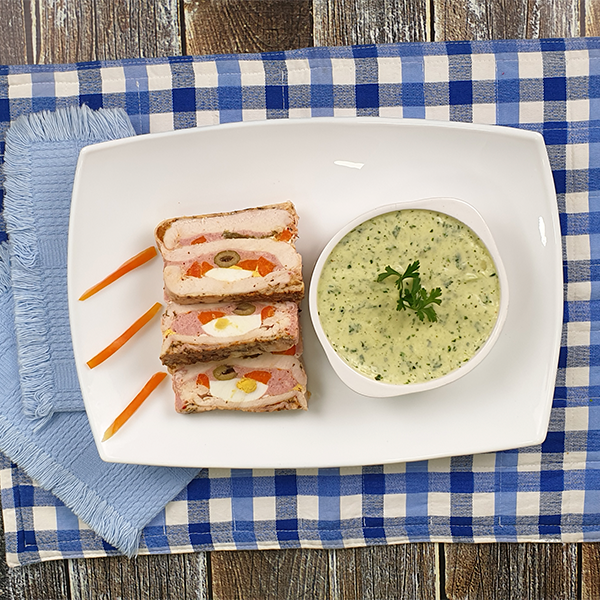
[86,302,162,369]
[79,246,157,301]
[102,372,167,441]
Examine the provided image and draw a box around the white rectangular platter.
[68,117,562,468]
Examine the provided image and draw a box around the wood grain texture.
[444,543,578,600]
[312,0,430,46]
[432,0,581,40]
[0,0,30,64]
[32,0,181,64]
[8,560,71,600]
[581,543,600,600]
[585,0,600,36]
[331,544,438,600]
[184,0,313,55]
[68,553,209,600]
[210,549,330,600]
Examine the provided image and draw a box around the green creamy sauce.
[316,209,500,384]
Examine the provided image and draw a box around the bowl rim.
[308,197,510,398]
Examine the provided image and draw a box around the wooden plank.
[210,549,330,600]
[8,560,71,600]
[312,0,430,46]
[581,543,600,600]
[0,0,30,64]
[444,543,578,600]
[184,0,313,55]
[331,544,438,600]
[585,0,600,36]
[432,0,581,40]
[32,0,181,64]
[68,553,209,600]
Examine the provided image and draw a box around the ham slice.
[160,300,300,366]
[171,354,308,413]
[160,237,304,304]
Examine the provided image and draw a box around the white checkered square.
[379,106,404,118]
[565,406,589,431]
[519,53,544,79]
[567,281,591,301]
[472,493,495,517]
[428,492,451,517]
[32,506,57,532]
[147,63,174,91]
[471,54,496,80]
[565,234,591,260]
[566,366,590,387]
[565,50,590,77]
[242,108,268,121]
[377,57,403,83]
[54,70,79,98]
[566,321,590,347]
[566,143,589,170]
[425,104,450,121]
[331,59,355,85]
[297,493,319,519]
[287,59,311,85]
[209,497,232,522]
[424,55,448,82]
[192,61,219,88]
[253,496,277,521]
[428,457,452,472]
[340,494,362,520]
[472,103,496,124]
[240,61,265,86]
[7,73,32,99]
[194,111,220,127]
[149,112,177,133]
[101,67,126,94]
[383,493,406,518]
[520,101,545,123]
[472,453,498,472]
[518,453,542,472]
[568,99,589,122]
[562,489,586,513]
[565,192,590,213]
[165,500,189,526]
[516,491,540,516]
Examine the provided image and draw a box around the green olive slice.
[233,302,256,316]
[214,250,240,267]
[213,365,237,380]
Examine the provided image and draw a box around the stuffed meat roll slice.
[161,300,300,366]
[155,202,299,254]
[171,353,308,413]
[160,237,304,304]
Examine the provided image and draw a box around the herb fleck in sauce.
[316,210,500,384]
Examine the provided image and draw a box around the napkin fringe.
[0,414,141,557]
[3,106,136,427]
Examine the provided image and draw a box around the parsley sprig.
[377,260,442,322]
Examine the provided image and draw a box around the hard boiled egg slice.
[204,267,253,281]
[202,314,262,337]
[210,378,268,402]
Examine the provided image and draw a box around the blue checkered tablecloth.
[1,38,600,566]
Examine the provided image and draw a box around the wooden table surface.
[1,1,599,598]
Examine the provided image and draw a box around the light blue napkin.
[0,106,199,555]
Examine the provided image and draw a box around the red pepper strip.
[273,345,296,356]
[191,235,207,244]
[237,259,258,271]
[186,261,213,277]
[257,256,276,276]
[198,310,226,325]
[79,246,157,301]
[275,228,293,242]
[261,305,276,321]
[86,302,162,369]
[196,373,210,388]
[245,370,272,385]
[102,372,167,441]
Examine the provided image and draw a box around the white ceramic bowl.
[308,197,510,397]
